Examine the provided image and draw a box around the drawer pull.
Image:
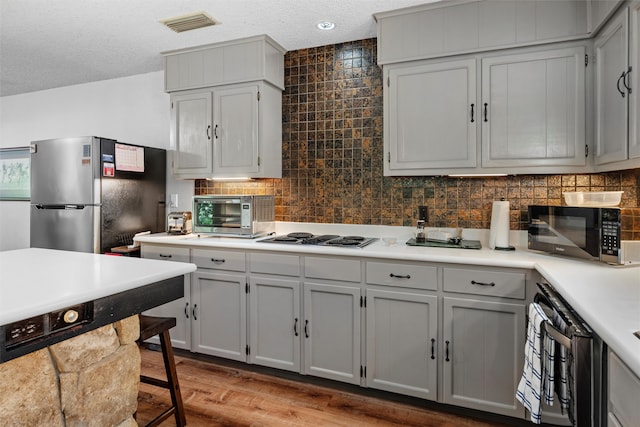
[192,304,198,320]
[471,280,495,287]
[185,302,189,319]
[304,320,309,338]
[430,338,435,360]
[389,273,411,279]
[445,340,450,362]
[159,254,172,259]
[294,318,299,337]
[211,258,225,264]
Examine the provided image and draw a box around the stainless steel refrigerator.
[30,136,166,253]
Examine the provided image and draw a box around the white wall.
[0,71,194,251]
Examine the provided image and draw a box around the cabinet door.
[303,282,361,385]
[191,270,247,361]
[141,245,191,350]
[385,58,477,174]
[365,289,438,400]
[608,351,640,427]
[630,1,640,159]
[595,10,630,165]
[442,297,526,418]
[482,46,586,167]
[248,276,301,372]
[170,91,213,176]
[213,84,260,176]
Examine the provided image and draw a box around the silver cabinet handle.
[471,280,495,287]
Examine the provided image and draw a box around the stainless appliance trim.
[533,282,605,427]
[192,195,275,237]
[528,205,622,264]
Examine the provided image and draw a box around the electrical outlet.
[418,206,428,222]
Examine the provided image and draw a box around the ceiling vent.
[160,12,220,33]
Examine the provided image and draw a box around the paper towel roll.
[489,200,510,249]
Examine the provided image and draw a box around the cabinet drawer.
[249,252,300,277]
[192,248,246,271]
[141,245,190,263]
[443,267,525,299]
[304,257,361,283]
[366,261,437,290]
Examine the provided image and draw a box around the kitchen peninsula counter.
[136,223,640,378]
[0,248,196,426]
[0,248,196,326]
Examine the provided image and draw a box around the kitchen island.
[0,248,196,427]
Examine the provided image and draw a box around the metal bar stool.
[138,315,187,427]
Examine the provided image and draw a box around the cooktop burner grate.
[258,233,377,248]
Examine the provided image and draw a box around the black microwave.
[528,205,621,264]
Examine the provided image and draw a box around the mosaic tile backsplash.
[196,38,640,239]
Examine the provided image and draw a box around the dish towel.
[516,303,556,424]
[553,310,570,413]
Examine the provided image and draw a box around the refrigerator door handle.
[35,204,85,210]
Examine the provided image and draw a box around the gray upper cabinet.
[165,35,285,179]
[384,58,477,175]
[482,46,587,168]
[383,44,589,176]
[376,0,594,176]
[595,2,640,171]
[374,0,589,65]
[591,0,625,34]
[164,35,285,92]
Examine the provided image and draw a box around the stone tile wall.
[195,38,640,239]
[0,316,140,427]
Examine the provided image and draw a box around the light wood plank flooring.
[136,347,516,427]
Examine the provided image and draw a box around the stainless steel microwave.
[192,195,275,238]
[528,205,621,264]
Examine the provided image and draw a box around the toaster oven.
[192,195,275,238]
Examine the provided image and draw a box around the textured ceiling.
[0,0,436,97]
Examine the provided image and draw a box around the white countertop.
[0,248,197,325]
[136,222,640,377]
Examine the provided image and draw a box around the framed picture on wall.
[0,147,30,200]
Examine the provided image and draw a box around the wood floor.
[136,346,516,427]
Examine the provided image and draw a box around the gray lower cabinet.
[365,289,438,400]
[142,242,536,421]
[303,281,361,385]
[190,248,247,361]
[608,350,640,427]
[191,269,247,361]
[141,245,192,350]
[248,275,301,372]
[442,266,526,419]
[442,297,526,418]
[248,252,302,372]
